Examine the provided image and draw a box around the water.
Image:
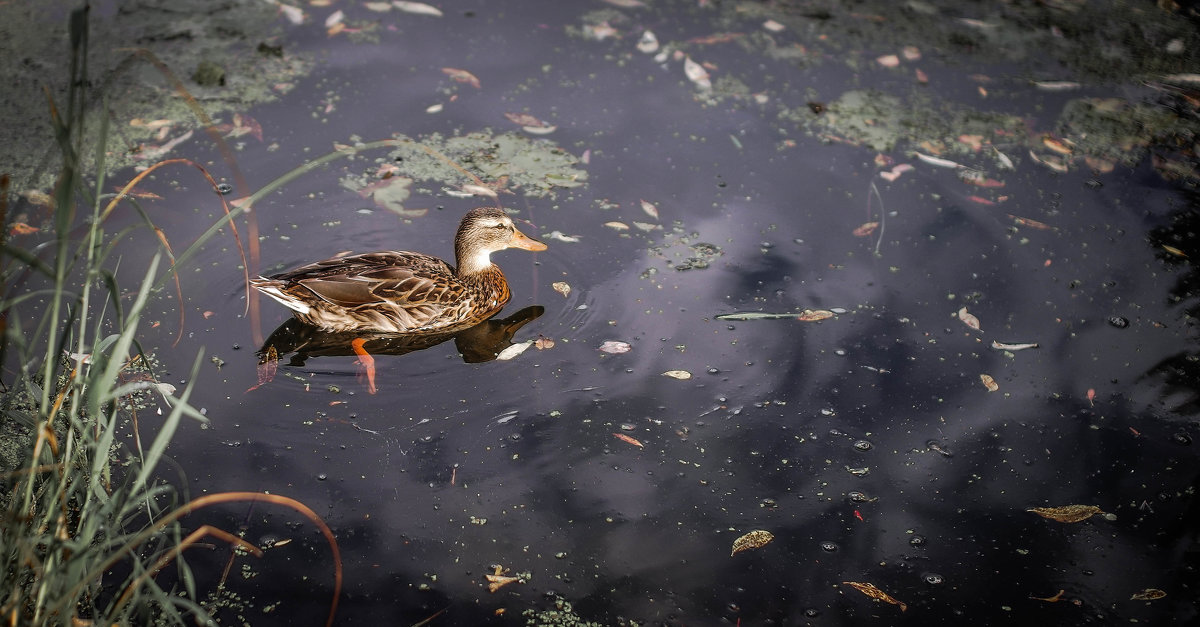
[5,1,1198,625]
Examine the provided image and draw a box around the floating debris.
[957,307,981,331]
[598,340,631,354]
[731,530,774,556]
[1130,589,1166,601]
[1027,504,1106,523]
[662,370,692,380]
[980,374,999,392]
[842,581,907,612]
[991,341,1038,351]
[552,281,571,297]
[613,433,644,448]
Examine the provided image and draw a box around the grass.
[0,7,339,625]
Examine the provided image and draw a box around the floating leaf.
[485,566,520,593]
[552,281,571,297]
[522,125,557,135]
[980,373,999,392]
[993,147,1014,170]
[1032,80,1081,91]
[603,0,646,7]
[636,30,659,53]
[640,199,659,220]
[1031,589,1065,603]
[796,309,834,321]
[632,221,659,231]
[247,346,278,392]
[393,1,443,17]
[364,2,392,11]
[731,530,774,556]
[1027,504,1105,523]
[992,340,1038,351]
[762,19,785,32]
[1029,150,1069,173]
[505,112,547,127]
[914,152,963,169]
[876,54,900,68]
[604,221,630,231]
[598,340,631,354]
[1162,245,1187,258]
[662,370,692,380]
[957,307,981,331]
[613,433,644,448]
[442,67,481,88]
[853,222,879,237]
[716,312,802,321]
[496,340,532,361]
[544,230,580,243]
[1009,215,1055,230]
[683,56,711,89]
[9,223,39,236]
[842,581,907,611]
[1130,589,1166,601]
[534,337,555,350]
[278,3,305,24]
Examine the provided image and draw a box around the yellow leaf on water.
[662,370,692,380]
[552,281,571,297]
[1027,504,1105,523]
[604,221,630,231]
[731,530,773,556]
[796,309,834,322]
[980,373,999,392]
[485,565,519,593]
[1130,588,1166,601]
[842,581,907,611]
[640,199,660,220]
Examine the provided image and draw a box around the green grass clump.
[1,8,340,625]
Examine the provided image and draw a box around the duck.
[250,207,546,334]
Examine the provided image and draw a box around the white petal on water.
[393,1,443,16]
[545,230,581,243]
[599,340,631,354]
[637,30,659,54]
[684,56,711,89]
[496,340,532,361]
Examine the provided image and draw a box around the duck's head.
[455,207,547,274]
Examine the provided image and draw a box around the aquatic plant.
[0,7,339,625]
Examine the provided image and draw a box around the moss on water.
[800,89,1025,155]
[0,0,312,191]
[386,132,588,198]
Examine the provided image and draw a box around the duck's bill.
[509,229,548,251]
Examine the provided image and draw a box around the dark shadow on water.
[257,305,545,366]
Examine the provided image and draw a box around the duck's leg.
[350,337,377,394]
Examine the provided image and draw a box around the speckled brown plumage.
[251,207,546,334]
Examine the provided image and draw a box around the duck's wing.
[282,251,462,309]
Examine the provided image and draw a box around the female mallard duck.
[250,207,546,334]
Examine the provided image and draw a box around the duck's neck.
[455,245,496,277]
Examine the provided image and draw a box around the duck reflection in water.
[255,305,544,393]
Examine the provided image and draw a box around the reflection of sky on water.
[6,0,1194,624]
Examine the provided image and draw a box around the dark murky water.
[7,1,1200,625]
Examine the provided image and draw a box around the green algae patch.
[800,89,1025,155]
[386,131,588,199]
[0,0,313,191]
[1058,97,1200,168]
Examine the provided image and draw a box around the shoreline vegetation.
[0,7,338,625]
